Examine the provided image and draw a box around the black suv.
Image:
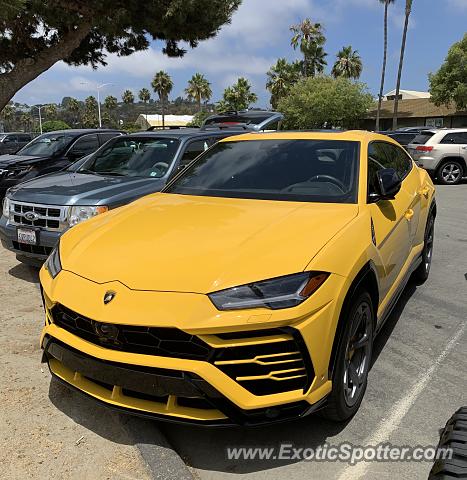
[0,132,33,155]
[0,129,122,199]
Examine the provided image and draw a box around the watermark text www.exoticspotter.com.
[226,443,452,465]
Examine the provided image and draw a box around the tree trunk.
[376,3,389,131]
[393,1,412,130]
[0,22,91,111]
[161,99,165,128]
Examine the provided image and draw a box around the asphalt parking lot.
[1,184,466,480]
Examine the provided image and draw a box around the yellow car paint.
[40,130,435,425]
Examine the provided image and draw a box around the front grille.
[10,201,67,231]
[213,331,314,396]
[51,304,212,360]
[49,305,314,397]
[12,241,53,256]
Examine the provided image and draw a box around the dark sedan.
[0,129,122,199]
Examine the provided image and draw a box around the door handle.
[405,209,414,221]
[419,186,430,198]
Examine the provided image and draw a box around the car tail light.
[416,146,434,152]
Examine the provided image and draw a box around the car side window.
[179,139,210,167]
[68,134,99,157]
[367,142,412,198]
[369,142,412,178]
[440,133,465,144]
[99,132,121,145]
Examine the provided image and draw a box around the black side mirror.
[373,168,402,201]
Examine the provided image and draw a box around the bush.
[277,76,374,130]
[41,120,71,132]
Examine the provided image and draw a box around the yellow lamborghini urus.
[39,131,435,426]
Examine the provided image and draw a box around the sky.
[12,0,467,109]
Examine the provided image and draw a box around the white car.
[407,129,467,185]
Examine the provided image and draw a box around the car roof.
[126,129,239,140]
[219,130,393,143]
[42,129,123,136]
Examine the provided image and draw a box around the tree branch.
[0,21,92,110]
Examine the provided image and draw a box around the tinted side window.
[440,132,467,144]
[18,134,31,142]
[99,132,121,145]
[69,134,99,156]
[411,132,435,144]
[368,142,412,196]
[180,139,210,166]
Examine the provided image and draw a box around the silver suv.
[407,129,467,185]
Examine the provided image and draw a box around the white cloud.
[447,0,467,10]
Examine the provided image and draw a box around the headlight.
[68,205,108,227]
[2,196,10,218]
[44,244,62,279]
[209,271,329,311]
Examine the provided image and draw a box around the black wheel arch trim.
[328,261,379,378]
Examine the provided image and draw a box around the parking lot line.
[337,318,466,480]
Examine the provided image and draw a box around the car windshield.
[77,137,180,178]
[17,132,75,156]
[165,139,360,203]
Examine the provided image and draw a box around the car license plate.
[17,228,37,245]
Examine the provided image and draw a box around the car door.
[367,142,414,301]
[454,131,467,162]
[439,132,462,160]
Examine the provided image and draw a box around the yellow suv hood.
[60,193,358,293]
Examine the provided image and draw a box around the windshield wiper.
[101,171,126,176]
[75,168,101,175]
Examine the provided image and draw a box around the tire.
[428,406,467,479]
[413,213,435,284]
[321,291,374,422]
[436,160,464,185]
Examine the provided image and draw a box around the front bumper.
[40,269,346,426]
[0,215,62,264]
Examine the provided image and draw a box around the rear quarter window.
[411,132,435,144]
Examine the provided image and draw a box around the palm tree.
[151,71,173,127]
[66,98,81,125]
[290,18,326,77]
[138,88,151,123]
[219,77,258,111]
[266,58,301,109]
[376,0,395,131]
[103,95,118,127]
[122,90,134,104]
[393,0,413,130]
[1,104,15,130]
[185,73,212,112]
[44,104,57,119]
[305,44,328,77]
[331,46,363,79]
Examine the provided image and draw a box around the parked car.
[0,132,33,155]
[202,109,283,131]
[407,128,467,184]
[0,129,123,200]
[39,130,436,426]
[0,128,248,266]
[384,131,419,146]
